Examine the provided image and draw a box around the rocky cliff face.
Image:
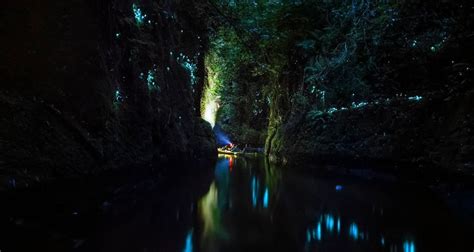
[0,0,216,188]
[265,1,474,174]
[268,88,474,173]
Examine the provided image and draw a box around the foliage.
[204,25,269,144]
[207,0,473,144]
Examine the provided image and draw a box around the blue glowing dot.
[177,54,198,86]
[327,107,338,114]
[408,96,423,102]
[335,185,343,191]
[351,101,368,109]
[146,69,159,91]
[132,4,146,26]
[115,90,123,103]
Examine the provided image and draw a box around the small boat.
[217,147,262,156]
[217,148,240,155]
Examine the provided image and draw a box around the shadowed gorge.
[0,0,473,251]
[1,0,216,183]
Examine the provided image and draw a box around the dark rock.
[0,0,215,187]
[269,90,474,176]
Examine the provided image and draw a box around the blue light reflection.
[251,177,259,207]
[263,187,269,208]
[403,240,415,252]
[325,214,334,232]
[337,218,341,233]
[183,230,193,252]
[316,222,322,240]
[349,223,359,240]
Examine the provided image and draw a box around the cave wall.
[268,89,474,171]
[266,1,474,174]
[0,0,216,187]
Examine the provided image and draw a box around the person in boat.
[222,143,233,151]
[221,143,240,152]
[229,144,239,152]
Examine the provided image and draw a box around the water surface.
[185,155,472,252]
[1,155,472,252]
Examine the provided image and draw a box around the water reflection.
[316,221,322,240]
[251,176,259,207]
[182,229,193,252]
[199,183,221,238]
[304,211,418,251]
[190,155,468,251]
[325,214,334,232]
[349,222,359,240]
[8,155,468,252]
[403,240,416,252]
[263,187,269,208]
[337,218,341,234]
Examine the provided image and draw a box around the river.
[0,155,472,251]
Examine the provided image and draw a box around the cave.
[0,0,473,251]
